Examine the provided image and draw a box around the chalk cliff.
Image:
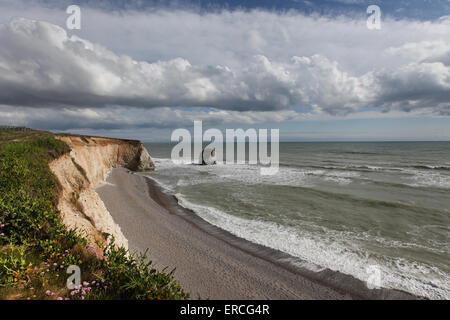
[49,135,154,249]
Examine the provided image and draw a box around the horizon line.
[142,140,450,143]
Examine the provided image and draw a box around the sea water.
[143,142,450,299]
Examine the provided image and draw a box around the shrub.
[94,239,188,300]
[0,245,32,287]
[0,129,189,300]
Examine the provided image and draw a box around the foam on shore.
[96,168,418,300]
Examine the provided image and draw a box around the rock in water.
[201,147,217,165]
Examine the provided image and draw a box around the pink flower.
[45,290,51,296]
[81,296,85,300]
[57,297,63,300]
[82,281,89,287]
[60,265,64,269]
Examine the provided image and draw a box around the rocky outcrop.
[49,135,154,249]
[123,143,155,172]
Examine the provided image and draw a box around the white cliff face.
[136,146,155,171]
[49,135,154,249]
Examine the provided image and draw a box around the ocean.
[143,142,450,299]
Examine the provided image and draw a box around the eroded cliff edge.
[49,135,154,249]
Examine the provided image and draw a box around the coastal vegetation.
[0,127,188,300]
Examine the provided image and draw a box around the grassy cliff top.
[0,128,188,300]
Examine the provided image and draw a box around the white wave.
[344,164,385,171]
[174,195,450,300]
[407,171,450,189]
[152,157,359,187]
[146,157,450,299]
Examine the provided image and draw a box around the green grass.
[0,128,188,300]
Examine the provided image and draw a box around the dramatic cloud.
[0,18,368,113]
[1,17,449,112]
[0,4,449,131]
[376,40,450,114]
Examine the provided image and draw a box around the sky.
[0,0,449,141]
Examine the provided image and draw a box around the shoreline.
[97,168,418,300]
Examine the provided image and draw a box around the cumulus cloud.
[0,6,449,130]
[385,40,450,63]
[0,18,370,113]
[1,17,448,113]
[372,62,450,114]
